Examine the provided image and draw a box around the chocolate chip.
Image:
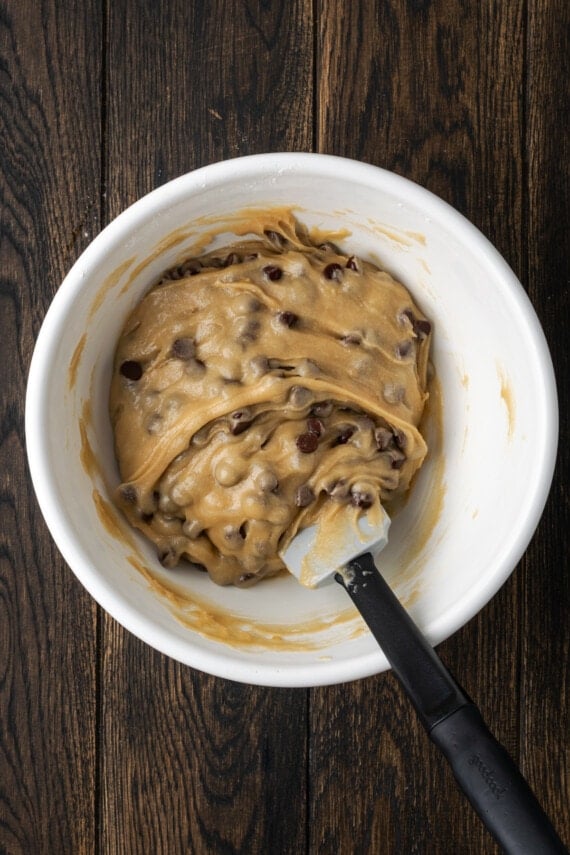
[224,525,245,544]
[185,358,206,376]
[159,259,194,280]
[311,400,333,418]
[356,415,375,431]
[390,449,406,469]
[120,484,138,504]
[120,360,143,380]
[306,417,325,437]
[180,260,202,276]
[238,318,260,343]
[234,293,259,314]
[277,311,298,327]
[374,427,393,451]
[396,340,413,359]
[295,484,315,507]
[346,256,360,272]
[263,264,283,281]
[264,229,287,248]
[323,263,343,281]
[350,490,374,509]
[401,309,432,339]
[146,414,163,435]
[191,424,210,446]
[333,427,354,446]
[414,318,432,338]
[341,333,361,346]
[158,545,178,568]
[230,408,253,435]
[250,355,270,377]
[231,408,252,422]
[204,256,224,268]
[257,470,278,492]
[298,359,320,377]
[171,337,195,360]
[393,429,407,450]
[224,252,241,266]
[296,432,319,453]
[288,385,312,408]
[268,358,295,372]
[141,512,154,523]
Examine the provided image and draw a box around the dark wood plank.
[102,629,308,854]
[101,2,313,853]
[520,0,570,847]
[313,1,526,851]
[106,0,314,207]
[0,1,101,852]
[316,0,525,266]
[5,2,567,853]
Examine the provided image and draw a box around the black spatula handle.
[337,553,567,854]
[431,704,568,854]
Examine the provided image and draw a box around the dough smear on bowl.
[109,212,432,586]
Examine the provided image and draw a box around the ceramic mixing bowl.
[25,153,558,686]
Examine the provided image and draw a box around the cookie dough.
[109,212,432,586]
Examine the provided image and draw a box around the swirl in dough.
[109,213,432,586]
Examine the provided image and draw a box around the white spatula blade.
[280,506,391,588]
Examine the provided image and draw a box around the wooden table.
[2,2,568,852]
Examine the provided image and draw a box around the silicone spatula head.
[279,505,391,588]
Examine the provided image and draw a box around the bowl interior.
[26,154,557,686]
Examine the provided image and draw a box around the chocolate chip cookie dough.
[110,212,432,587]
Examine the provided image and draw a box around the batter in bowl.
[109,212,432,586]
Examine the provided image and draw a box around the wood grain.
[105,0,314,208]
[313,1,527,852]
[101,2,313,853]
[520,0,570,847]
[316,0,525,259]
[101,627,308,854]
[2,0,569,852]
[0,1,101,853]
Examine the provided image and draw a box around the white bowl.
[25,153,558,687]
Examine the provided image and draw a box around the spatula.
[280,510,567,855]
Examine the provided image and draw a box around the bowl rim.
[25,152,559,686]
